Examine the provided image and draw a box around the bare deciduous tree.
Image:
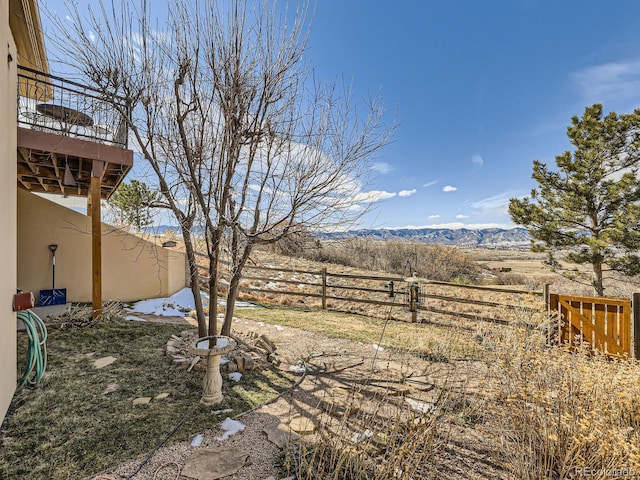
[50,0,393,336]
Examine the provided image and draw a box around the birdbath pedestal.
[189,336,236,406]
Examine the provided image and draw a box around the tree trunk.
[593,261,605,297]
[183,231,207,337]
[220,272,240,337]
[207,256,218,336]
[220,242,252,336]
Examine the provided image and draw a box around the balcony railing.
[17,65,130,149]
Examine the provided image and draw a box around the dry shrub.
[494,272,529,286]
[490,325,640,479]
[51,301,123,329]
[284,387,453,479]
[295,239,480,282]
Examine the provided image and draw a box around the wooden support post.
[91,161,103,321]
[633,293,640,360]
[321,267,327,310]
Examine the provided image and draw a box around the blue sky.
[41,1,640,230]
[306,1,640,229]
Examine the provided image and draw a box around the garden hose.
[17,309,47,387]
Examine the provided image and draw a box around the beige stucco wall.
[0,0,18,421]
[17,189,187,303]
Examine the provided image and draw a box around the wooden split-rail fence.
[194,252,639,359]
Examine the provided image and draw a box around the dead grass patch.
[488,325,640,478]
[236,305,483,361]
[1,320,295,479]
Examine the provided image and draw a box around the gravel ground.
[94,316,508,480]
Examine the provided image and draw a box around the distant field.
[460,247,555,279]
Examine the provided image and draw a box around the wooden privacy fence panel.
[550,294,632,358]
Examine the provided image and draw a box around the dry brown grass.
[147,237,640,478]
[235,246,640,479]
[488,325,640,479]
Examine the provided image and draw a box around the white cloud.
[572,59,640,103]
[352,190,396,203]
[397,222,513,230]
[89,31,96,43]
[471,154,484,167]
[423,180,438,187]
[470,190,522,216]
[398,189,417,197]
[428,214,440,219]
[456,214,469,219]
[442,185,457,192]
[372,162,393,174]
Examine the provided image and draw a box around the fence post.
[321,267,327,310]
[543,284,550,314]
[409,282,419,323]
[633,293,640,360]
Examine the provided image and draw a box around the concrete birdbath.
[189,336,237,406]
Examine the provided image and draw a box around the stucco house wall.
[0,0,18,421]
[17,189,187,303]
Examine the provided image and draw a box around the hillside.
[316,227,531,248]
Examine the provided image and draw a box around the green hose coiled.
[17,310,47,387]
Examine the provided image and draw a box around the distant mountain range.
[316,227,532,248]
[147,225,532,249]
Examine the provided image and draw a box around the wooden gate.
[550,294,631,358]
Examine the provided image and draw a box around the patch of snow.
[393,467,415,480]
[197,339,210,350]
[218,299,259,309]
[288,362,306,374]
[228,372,242,382]
[220,357,229,365]
[212,408,234,415]
[190,434,203,447]
[125,315,146,322]
[372,344,384,351]
[351,429,374,443]
[273,325,284,331]
[130,287,210,317]
[216,417,245,441]
[235,300,260,309]
[405,397,436,414]
[216,337,229,347]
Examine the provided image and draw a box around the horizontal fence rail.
[194,252,549,326]
[193,252,639,359]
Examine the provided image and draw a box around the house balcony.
[16,65,133,200]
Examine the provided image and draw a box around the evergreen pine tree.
[509,104,640,296]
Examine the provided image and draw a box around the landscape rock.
[181,447,249,480]
[101,383,118,395]
[288,414,316,434]
[263,422,299,449]
[236,352,255,372]
[93,356,117,369]
[320,387,363,417]
[165,329,277,376]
